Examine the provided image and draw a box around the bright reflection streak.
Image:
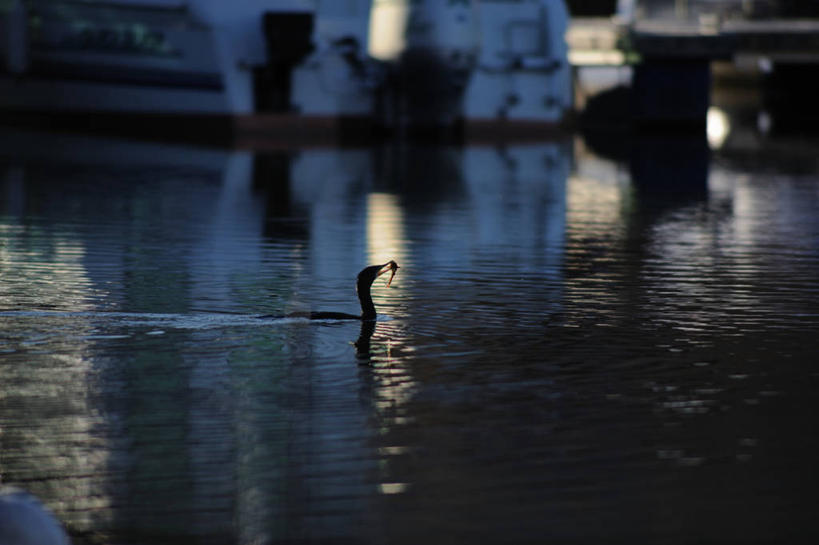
[379,482,410,495]
[0,224,97,312]
[365,192,413,496]
[757,111,772,134]
[0,220,106,532]
[366,192,406,266]
[707,106,730,149]
[566,154,629,238]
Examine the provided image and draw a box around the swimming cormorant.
[275,260,399,321]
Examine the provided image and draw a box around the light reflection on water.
[1,128,818,544]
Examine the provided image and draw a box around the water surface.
[1,127,818,544]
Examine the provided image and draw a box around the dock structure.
[567,11,819,125]
[569,14,819,65]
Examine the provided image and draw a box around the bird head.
[357,260,399,290]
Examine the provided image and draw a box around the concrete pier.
[568,13,819,125]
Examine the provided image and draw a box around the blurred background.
[2,1,819,544]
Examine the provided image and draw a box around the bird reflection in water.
[354,319,378,363]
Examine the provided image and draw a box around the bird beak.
[378,261,399,287]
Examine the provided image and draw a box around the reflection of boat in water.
[0,0,571,141]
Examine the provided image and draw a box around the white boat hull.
[1,0,573,138]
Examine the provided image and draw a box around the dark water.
[1,126,818,544]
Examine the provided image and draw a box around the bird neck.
[357,282,377,320]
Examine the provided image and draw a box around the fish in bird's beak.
[378,260,399,287]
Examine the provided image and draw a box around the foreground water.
[1,126,818,544]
